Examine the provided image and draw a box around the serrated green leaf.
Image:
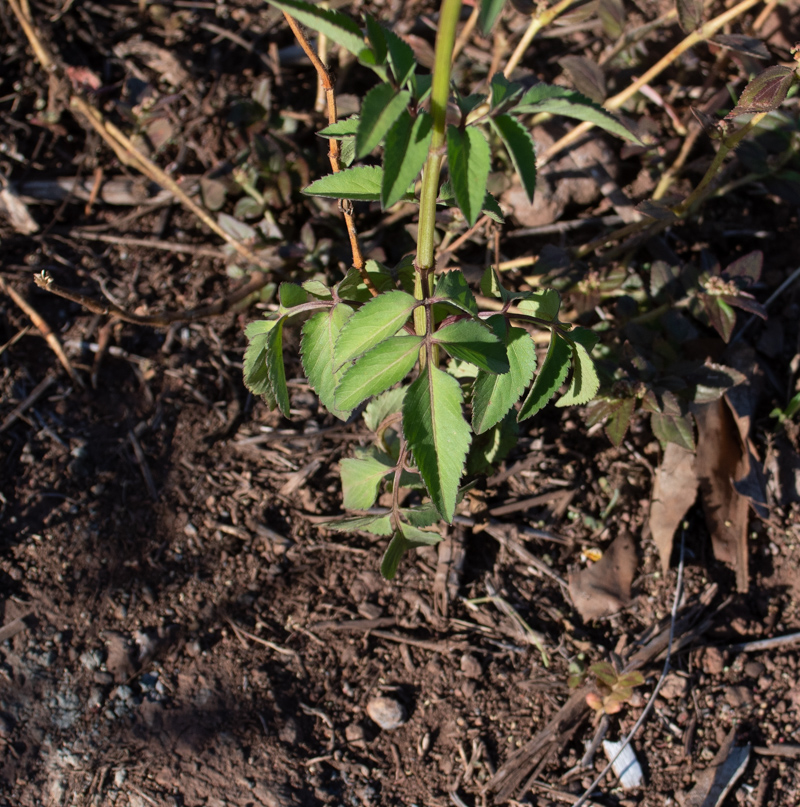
[317,117,359,138]
[381,531,410,579]
[380,521,443,580]
[410,72,433,103]
[434,270,479,316]
[324,513,393,535]
[340,137,356,167]
[304,166,384,201]
[513,84,641,144]
[482,191,505,223]
[490,72,523,111]
[356,84,411,159]
[383,27,416,87]
[363,13,388,65]
[301,304,354,420]
[517,289,561,321]
[335,336,421,410]
[403,366,471,522]
[243,320,278,407]
[340,452,395,510]
[399,520,442,543]
[400,502,441,528]
[302,279,333,300]
[556,341,599,407]
[265,0,366,58]
[491,114,537,203]
[479,0,506,34]
[266,316,290,416]
[364,387,407,431]
[244,315,289,414]
[467,412,519,475]
[434,319,509,374]
[279,281,307,310]
[569,325,600,352]
[472,316,537,434]
[480,265,504,298]
[447,125,491,226]
[518,330,571,421]
[337,265,395,303]
[382,110,433,208]
[334,290,417,366]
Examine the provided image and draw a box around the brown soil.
[2,1,800,806]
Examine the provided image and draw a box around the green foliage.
[243,0,641,577]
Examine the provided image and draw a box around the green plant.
[242,0,646,577]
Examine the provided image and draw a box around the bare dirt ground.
[2,0,800,805]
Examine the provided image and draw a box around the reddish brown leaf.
[726,65,796,118]
[695,398,750,592]
[559,55,606,104]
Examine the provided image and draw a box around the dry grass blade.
[0,276,83,387]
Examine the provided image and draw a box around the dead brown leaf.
[650,441,699,572]
[569,531,637,621]
[695,398,751,592]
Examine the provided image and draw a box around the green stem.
[415,0,463,342]
[673,111,768,216]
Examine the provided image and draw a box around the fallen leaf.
[569,530,637,621]
[650,441,699,572]
[695,398,751,592]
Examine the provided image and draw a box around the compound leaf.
[335,335,421,410]
[472,316,537,434]
[403,366,471,522]
[491,114,537,203]
[304,166,384,201]
[518,330,571,421]
[382,110,433,208]
[356,84,412,159]
[265,0,366,58]
[335,290,417,366]
[446,125,491,226]
[301,304,354,420]
[434,319,510,374]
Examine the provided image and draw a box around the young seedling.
[243,0,643,578]
[583,662,645,717]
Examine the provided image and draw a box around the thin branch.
[280,11,375,295]
[0,276,83,387]
[33,270,272,327]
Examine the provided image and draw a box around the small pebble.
[660,672,689,700]
[459,653,482,679]
[744,661,765,678]
[366,696,407,730]
[724,685,754,708]
[699,647,727,675]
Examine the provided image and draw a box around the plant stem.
[672,112,768,215]
[415,0,463,343]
